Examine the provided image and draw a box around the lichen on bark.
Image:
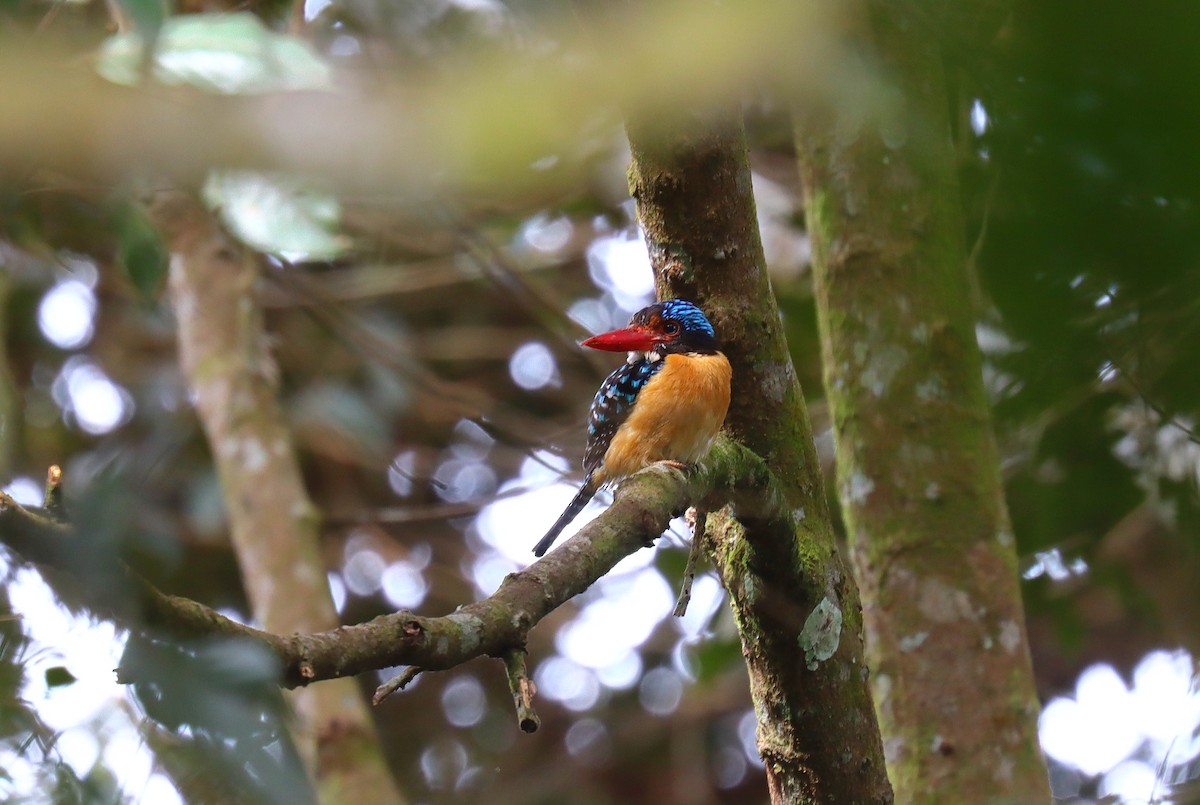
[796,4,1051,802]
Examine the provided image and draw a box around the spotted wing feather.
[583,358,665,475]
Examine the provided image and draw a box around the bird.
[533,299,732,556]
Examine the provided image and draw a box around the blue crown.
[659,299,715,337]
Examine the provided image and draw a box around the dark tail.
[533,477,599,557]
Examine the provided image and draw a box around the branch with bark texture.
[151,188,403,804]
[0,438,783,694]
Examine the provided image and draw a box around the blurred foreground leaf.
[97,12,333,94]
[122,635,313,805]
[204,171,350,260]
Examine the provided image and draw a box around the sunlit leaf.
[96,12,333,94]
[203,170,350,260]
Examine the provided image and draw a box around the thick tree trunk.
[796,6,1052,803]
[150,192,406,805]
[626,109,893,804]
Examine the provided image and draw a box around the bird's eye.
[663,321,681,335]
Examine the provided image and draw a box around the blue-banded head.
[581,299,721,356]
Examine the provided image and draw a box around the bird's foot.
[648,459,689,473]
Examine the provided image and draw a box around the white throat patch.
[628,349,663,364]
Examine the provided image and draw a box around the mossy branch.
[0,438,783,704]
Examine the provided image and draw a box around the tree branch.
[501,649,539,734]
[372,666,422,705]
[672,507,707,618]
[0,438,784,692]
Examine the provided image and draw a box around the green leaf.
[116,206,168,300]
[654,542,690,586]
[111,0,165,38]
[44,666,77,688]
[203,170,350,260]
[96,12,333,95]
[691,637,742,684]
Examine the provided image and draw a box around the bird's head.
[582,299,720,358]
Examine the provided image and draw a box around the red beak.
[581,325,662,352]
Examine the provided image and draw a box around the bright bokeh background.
[3,1,1200,803]
[9,202,1200,803]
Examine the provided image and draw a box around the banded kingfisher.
[533,299,732,556]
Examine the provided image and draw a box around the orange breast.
[599,352,732,481]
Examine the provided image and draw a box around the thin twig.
[372,666,423,705]
[454,227,594,362]
[1105,344,1200,445]
[265,265,555,463]
[673,508,707,617]
[502,649,539,733]
[43,465,64,518]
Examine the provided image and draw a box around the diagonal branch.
[0,437,784,690]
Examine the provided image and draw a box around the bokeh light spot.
[565,718,611,766]
[450,419,495,460]
[382,561,428,608]
[343,549,385,596]
[433,459,497,503]
[387,450,417,497]
[38,280,96,349]
[508,342,560,390]
[2,477,43,507]
[739,710,764,767]
[713,745,747,789]
[535,656,601,712]
[594,650,641,691]
[419,739,469,790]
[587,232,655,311]
[638,667,683,716]
[441,676,486,728]
[55,360,133,435]
[1039,663,1147,776]
[521,213,573,254]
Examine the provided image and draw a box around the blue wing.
[583,358,666,473]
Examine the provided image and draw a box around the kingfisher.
[533,299,732,556]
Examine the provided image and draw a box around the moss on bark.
[796,5,1051,803]
[627,108,892,805]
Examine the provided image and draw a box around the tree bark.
[795,5,1052,802]
[626,108,893,804]
[150,191,406,805]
